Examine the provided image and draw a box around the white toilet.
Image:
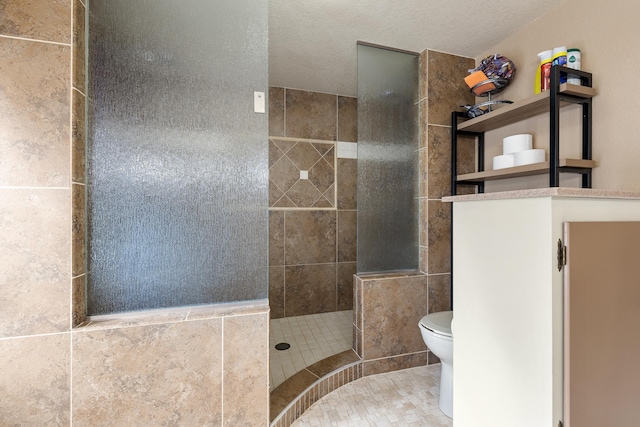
[419,310,453,418]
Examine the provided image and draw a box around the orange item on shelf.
[464,70,496,95]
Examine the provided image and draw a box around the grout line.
[221,318,225,426]
[0,186,70,190]
[72,86,86,98]
[0,331,70,341]
[282,88,286,137]
[0,34,71,46]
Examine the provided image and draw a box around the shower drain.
[274,342,291,351]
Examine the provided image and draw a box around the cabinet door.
[563,222,640,427]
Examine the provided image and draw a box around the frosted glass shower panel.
[87,0,268,314]
[357,44,419,273]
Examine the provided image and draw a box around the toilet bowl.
[419,310,453,418]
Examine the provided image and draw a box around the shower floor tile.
[291,364,452,426]
[270,310,352,390]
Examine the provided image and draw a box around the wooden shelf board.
[457,158,596,182]
[458,84,596,133]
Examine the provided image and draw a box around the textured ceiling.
[269,0,562,96]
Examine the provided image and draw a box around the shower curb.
[270,360,363,427]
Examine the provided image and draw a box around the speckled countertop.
[442,187,640,202]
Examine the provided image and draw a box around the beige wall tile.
[0,0,71,43]
[354,276,363,331]
[419,98,428,149]
[419,246,428,274]
[428,125,452,199]
[284,211,336,265]
[285,90,337,140]
[0,334,70,425]
[361,275,427,360]
[72,275,86,327]
[269,87,285,137]
[223,312,269,427]
[353,324,362,358]
[338,96,357,142]
[419,198,429,249]
[285,264,337,316]
[72,0,85,93]
[419,147,429,198]
[427,50,475,126]
[419,50,428,101]
[287,179,322,207]
[337,210,356,262]
[269,180,285,207]
[269,266,285,319]
[269,138,285,168]
[308,155,335,195]
[72,88,86,183]
[0,189,70,338]
[427,200,451,274]
[337,158,357,210]
[72,183,85,277]
[337,262,356,311]
[457,133,477,175]
[270,155,299,197]
[428,273,451,313]
[0,38,70,187]
[287,141,322,170]
[72,319,223,426]
[269,210,284,266]
[268,88,357,317]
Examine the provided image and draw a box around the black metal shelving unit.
[448,67,595,309]
[451,66,595,195]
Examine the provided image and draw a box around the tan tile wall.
[418,50,476,312]
[1,2,270,425]
[268,87,357,319]
[354,273,432,375]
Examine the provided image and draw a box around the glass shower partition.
[86,0,268,314]
[356,43,419,273]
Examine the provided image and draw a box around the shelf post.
[451,112,459,196]
[550,66,561,187]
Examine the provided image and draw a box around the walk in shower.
[269,43,419,390]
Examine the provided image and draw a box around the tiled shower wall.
[268,88,358,319]
[418,49,476,312]
[0,2,268,425]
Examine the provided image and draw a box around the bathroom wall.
[0,2,269,425]
[268,87,358,318]
[474,0,640,192]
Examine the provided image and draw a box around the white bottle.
[567,49,581,85]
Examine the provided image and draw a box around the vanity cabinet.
[446,189,640,427]
[451,67,596,194]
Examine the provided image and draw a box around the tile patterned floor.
[270,310,353,390]
[291,364,452,427]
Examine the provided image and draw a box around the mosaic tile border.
[271,361,362,427]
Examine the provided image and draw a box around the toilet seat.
[419,311,453,338]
